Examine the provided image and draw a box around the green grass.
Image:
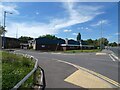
[64,49,100,53]
[2,51,35,89]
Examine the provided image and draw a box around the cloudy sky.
[0,1,118,42]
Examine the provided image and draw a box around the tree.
[109,42,117,47]
[39,34,58,40]
[86,39,93,45]
[19,36,33,43]
[98,38,109,46]
[0,26,7,36]
[77,33,81,41]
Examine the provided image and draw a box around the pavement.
[15,49,120,89]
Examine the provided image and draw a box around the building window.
[41,45,45,47]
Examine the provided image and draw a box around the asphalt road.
[108,47,120,58]
[15,49,119,88]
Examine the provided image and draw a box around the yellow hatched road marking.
[53,59,120,88]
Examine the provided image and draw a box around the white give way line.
[109,54,116,61]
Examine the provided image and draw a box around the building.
[2,37,20,49]
[20,43,29,49]
[28,33,94,51]
[61,39,94,51]
[29,37,94,51]
[29,37,65,51]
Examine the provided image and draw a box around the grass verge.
[64,49,100,53]
[2,51,34,89]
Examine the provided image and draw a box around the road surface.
[15,49,120,89]
[109,47,120,58]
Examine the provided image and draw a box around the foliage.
[76,33,81,41]
[19,36,33,43]
[98,38,109,46]
[86,39,93,45]
[64,49,100,53]
[2,51,34,89]
[109,42,118,47]
[38,34,58,40]
[84,38,109,47]
[0,26,7,36]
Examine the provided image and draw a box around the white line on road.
[109,54,116,62]
[111,54,120,61]
[52,58,120,88]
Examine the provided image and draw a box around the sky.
[0,1,119,43]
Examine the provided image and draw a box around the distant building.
[29,37,94,51]
[20,43,29,49]
[2,37,20,49]
[29,37,65,51]
[61,39,94,51]
[28,32,94,51]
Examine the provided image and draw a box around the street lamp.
[100,20,103,51]
[2,11,13,49]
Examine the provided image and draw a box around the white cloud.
[114,32,120,35]
[3,2,104,38]
[72,33,77,35]
[85,27,88,30]
[36,12,39,15]
[0,3,19,14]
[0,3,19,25]
[91,20,108,27]
[59,2,104,29]
[63,29,72,32]
[6,22,58,38]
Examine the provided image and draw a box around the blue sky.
[0,2,118,43]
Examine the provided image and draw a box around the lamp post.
[2,11,12,49]
[100,20,103,51]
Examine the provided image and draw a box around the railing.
[10,52,46,90]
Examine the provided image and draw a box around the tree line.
[18,34,118,47]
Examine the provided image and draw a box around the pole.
[2,11,6,49]
[100,20,102,51]
[2,11,12,49]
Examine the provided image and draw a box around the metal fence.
[9,52,46,90]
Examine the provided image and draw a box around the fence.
[9,52,46,90]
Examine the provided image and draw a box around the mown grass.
[64,49,100,53]
[2,51,35,89]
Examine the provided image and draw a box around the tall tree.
[77,33,81,41]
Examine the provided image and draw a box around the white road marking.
[109,50,120,61]
[109,54,116,62]
[53,58,120,88]
[111,54,120,61]
[51,53,61,54]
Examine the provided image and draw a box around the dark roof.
[35,37,89,45]
[81,40,88,45]
[68,40,88,45]
[68,40,79,45]
[35,37,65,44]
[2,37,20,41]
